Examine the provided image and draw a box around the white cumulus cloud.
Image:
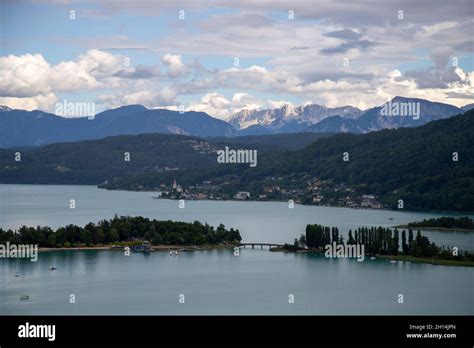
[161,53,188,78]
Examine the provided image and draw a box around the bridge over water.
[238,243,284,249]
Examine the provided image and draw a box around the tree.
[298,234,306,248]
[305,225,315,248]
[109,228,119,243]
[47,234,57,247]
[293,238,300,249]
[408,229,414,255]
[392,229,399,255]
[80,229,92,245]
[401,230,408,255]
[347,230,355,245]
[152,234,163,245]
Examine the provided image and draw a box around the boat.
[169,250,179,256]
[15,272,20,277]
[389,260,397,264]
[20,295,29,300]
[49,266,57,271]
[370,257,376,260]
[131,241,152,253]
[388,217,394,220]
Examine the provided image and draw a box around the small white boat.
[389,260,397,264]
[370,257,376,260]
[169,250,179,256]
[15,272,20,277]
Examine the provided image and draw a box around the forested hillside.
[0,110,472,211]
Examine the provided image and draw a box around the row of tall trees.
[346,226,400,255]
[0,215,241,248]
[305,225,342,249]
[303,224,441,257]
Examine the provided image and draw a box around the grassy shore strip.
[270,248,474,267]
[39,246,110,252]
[152,244,236,252]
[376,254,474,267]
[393,225,474,232]
[269,247,315,253]
[38,244,237,253]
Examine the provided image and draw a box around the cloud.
[324,29,363,40]
[320,39,381,55]
[98,85,177,109]
[0,50,193,111]
[1,1,473,113]
[266,100,294,109]
[0,53,53,98]
[0,93,58,111]
[401,67,463,89]
[113,65,161,79]
[161,53,188,78]
[0,49,128,98]
[39,0,472,27]
[181,92,265,119]
[199,12,275,30]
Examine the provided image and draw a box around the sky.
[0,0,473,119]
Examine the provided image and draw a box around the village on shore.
[155,176,385,210]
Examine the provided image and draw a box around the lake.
[0,184,473,315]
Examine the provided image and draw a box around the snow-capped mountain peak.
[228,103,363,131]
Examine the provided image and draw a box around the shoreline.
[394,225,474,232]
[39,246,110,252]
[1,183,473,214]
[35,246,474,267]
[38,244,237,253]
[375,254,474,267]
[270,248,474,267]
[146,194,474,215]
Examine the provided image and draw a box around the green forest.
[407,216,474,229]
[0,216,242,248]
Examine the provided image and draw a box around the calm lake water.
[0,184,473,315]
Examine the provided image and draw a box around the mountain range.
[0,97,470,148]
[230,97,464,134]
[227,103,363,134]
[303,97,463,133]
[0,105,236,148]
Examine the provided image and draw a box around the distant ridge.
[0,97,466,147]
[303,97,462,133]
[0,105,237,148]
